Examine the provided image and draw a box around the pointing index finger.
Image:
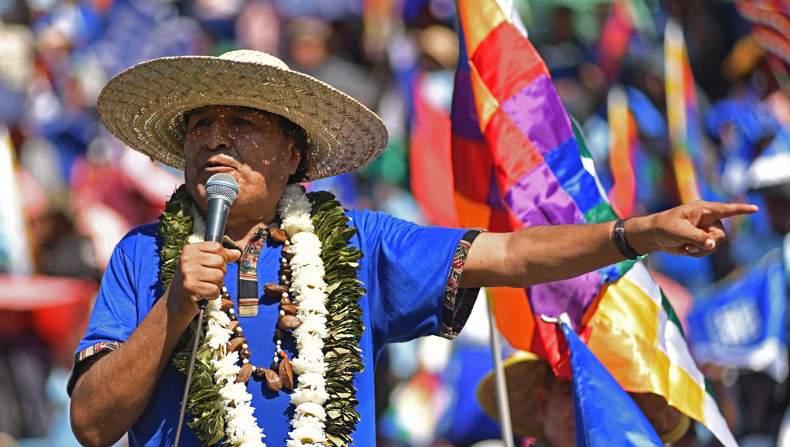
[707,202,759,220]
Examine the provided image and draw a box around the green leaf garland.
[307,191,365,447]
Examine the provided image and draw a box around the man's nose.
[205,122,231,150]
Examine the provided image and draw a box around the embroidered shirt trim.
[440,228,486,339]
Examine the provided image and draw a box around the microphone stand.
[174,299,208,447]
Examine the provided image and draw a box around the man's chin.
[182,180,206,208]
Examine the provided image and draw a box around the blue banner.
[687,248,788,381]
[560,319,663,447]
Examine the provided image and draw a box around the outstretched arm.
[459,201,758,289]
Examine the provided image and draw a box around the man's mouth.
[204,156,235,171]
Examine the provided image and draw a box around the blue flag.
[560,319,663,447]
[687,248,788,382]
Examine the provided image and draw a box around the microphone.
[204,173,239,242]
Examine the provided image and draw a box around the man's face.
[183,105,302,212]
[536,375,576,447]
[765,196,790,235]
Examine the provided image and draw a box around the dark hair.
[271,114,309,184]
[755,183,790,201]
[182,106,310,183]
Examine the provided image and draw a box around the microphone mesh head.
[205,173,239,204]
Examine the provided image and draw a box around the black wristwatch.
[612,218,640,260]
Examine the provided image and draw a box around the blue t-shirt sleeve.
[350,209,468,346]
[76,225,158,354]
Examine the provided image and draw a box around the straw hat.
[476,351,690,444]
[417,25,459,70]
[97,50,388,181]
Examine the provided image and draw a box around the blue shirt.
[73,208,479,446]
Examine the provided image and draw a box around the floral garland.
[279,185,329,446]
[162,184,365,447]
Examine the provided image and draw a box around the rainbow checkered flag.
[450,1,736,445]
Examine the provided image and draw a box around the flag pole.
[486,291,515,447]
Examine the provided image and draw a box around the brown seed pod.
[226,337,247,352]
[264,283,289,299]
[240,349,251,359]
[264,368,283,392]
[269,228,289,244]
[280,303,299,315]
[235,362,253,383]
[253,366,266,380]
[278,314,302,330]
[281,245,295,260]
[220,299,234,312]
[279,268,292,281]
[279,357,294,390]
[280,296,292,306]
[223,320,240,333]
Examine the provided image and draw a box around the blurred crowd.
[0,0,789,446]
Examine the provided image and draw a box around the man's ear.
[288,142,302,176]
[535,385,548,422]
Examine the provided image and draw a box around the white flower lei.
[188,211,266,447]
[279,184,330,447]
[187,184,330,447]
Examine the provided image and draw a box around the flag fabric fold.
[664,19,725,205]
[559,316,663,447]
[734,0,790,66]
[450,1,737,445]
[606,85,637,218]
[664,18,705,204]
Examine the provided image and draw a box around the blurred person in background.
[0,200,99,446]
[683,125,790,447]
[0,310,50,442]
[735,128,790,447]
[285,16,380,110]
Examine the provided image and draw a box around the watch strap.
[612,218,640,260]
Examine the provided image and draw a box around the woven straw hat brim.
[476,352,690,443]
[477,352,548,439]
[97,51,388,181]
